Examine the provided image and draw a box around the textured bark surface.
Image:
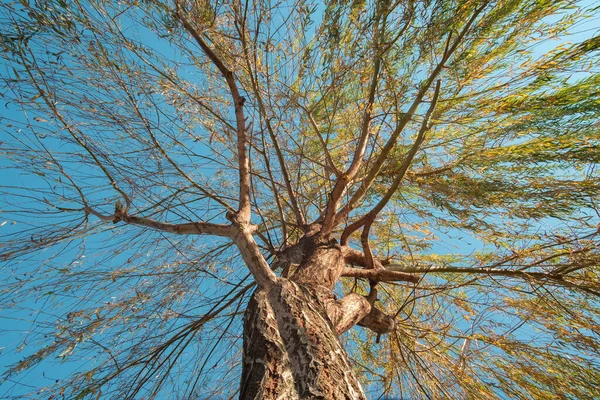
[240,280,367,400]
[240,231,402,399]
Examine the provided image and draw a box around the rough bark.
[240,280,367,399]
[240,233,392,399]
[239,224,411,399]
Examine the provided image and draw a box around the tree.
[1,0,599,398]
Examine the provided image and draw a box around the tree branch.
[238,20,306,230]
[20,48,132,211]
[319,0,389,237]
[175,2,251,222]
[304,109,342,178]
[256,125,289,242]
[121,81,234,212]
[86,206,233,237]
[341,267,419,283]
[386,264,600,296]
[341,80,442,245]
[334,4,486,226]
[230,222,278,290]
[341,246,387,269]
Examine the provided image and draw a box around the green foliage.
[1,0,599,398]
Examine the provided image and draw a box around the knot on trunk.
[358,306,396,335]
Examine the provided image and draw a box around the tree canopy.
[1,0,599,398]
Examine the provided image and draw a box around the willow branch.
[86,206,232,237]
[230,221,278,290]
[319,0,389,237]
[304,109,342,178]
[387,264,596,286]
[257,126,289,242]
[175,3,251,222]
[335,4,486,226]
[341,80,441,245]
[122,82,234,212]
[20,47,131,210]
[111,20,237,134]
[387,263,600,296]
[341,267,419,283]
[238,23,305,230]
[341,245,387,269]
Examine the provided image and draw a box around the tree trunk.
[240,280,366,399]
[240,236,369,399]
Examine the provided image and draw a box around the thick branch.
[175,4,251,222]
[341,267,419,283]
[358,306,396,335]
[90,204,277,290]
[341,246,385,269]
[325,293,372,335]
[231,222,278,290]
[87,206,233,237]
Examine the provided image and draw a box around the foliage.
[1,0,599,398]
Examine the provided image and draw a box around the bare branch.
[335,4,486,226]
[86,206,232,237]
[341,267,419,284]
[175,2,251,222]
[341,80,442,245]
